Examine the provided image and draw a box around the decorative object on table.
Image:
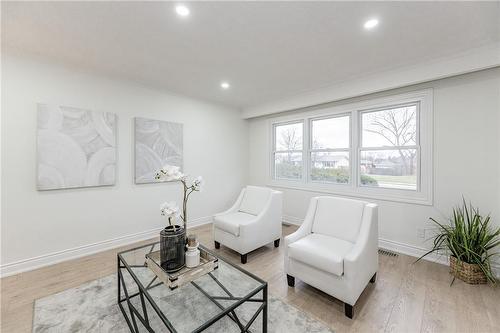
[187,234,197,247]
[159,201,185,272]
[417,198,500,285]
[155,165,204,272]
[134,117,183,184]
[37,104,117,190]
[146,246,218,290]
[155,165,203,231]
[185,234,201,268]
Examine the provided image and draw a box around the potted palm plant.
[417,198,500,284]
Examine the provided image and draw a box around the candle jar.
[185,241,200,268]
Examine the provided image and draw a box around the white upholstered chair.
[284,196,378,318]
[213,186,283,264]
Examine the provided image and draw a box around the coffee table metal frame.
[117,242,268,333]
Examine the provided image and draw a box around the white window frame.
[268,89,433,205]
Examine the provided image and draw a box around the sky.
[276,105,417,150]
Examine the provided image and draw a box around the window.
[269,90,433,205]
[360,104,418,190]
[273,121,303,180]
[310,115,350,184]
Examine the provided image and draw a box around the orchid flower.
[192,176,204,192]
[156,165,203,230]
[155,165,185,182]
[160,201,180,226]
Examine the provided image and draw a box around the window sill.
[267,180,433,206]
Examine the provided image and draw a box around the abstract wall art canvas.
[37,104,117,190]
[134,117,183,184]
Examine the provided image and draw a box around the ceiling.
[2,1,499,110]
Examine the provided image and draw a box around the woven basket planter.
[449,256,487,284]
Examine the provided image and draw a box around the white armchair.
[213,186,283,264]
[284,196,378,319]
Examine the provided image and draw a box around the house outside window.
[310,115,350,184]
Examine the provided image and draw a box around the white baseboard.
[379,237,500,278]
[0,216,213,278]
[378,238,449,265]
[282,215,302,226]
[187,216,213,229]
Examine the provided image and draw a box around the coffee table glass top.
[117,242,268,333]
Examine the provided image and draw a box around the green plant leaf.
[418,198,499,284]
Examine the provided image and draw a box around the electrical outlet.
[417,228,425,239]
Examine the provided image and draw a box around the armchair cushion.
[214,212,256,237]
[238,186,271,216]
[312,197,366,243]
[288,233,354,276]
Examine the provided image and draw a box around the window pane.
[274,152,302,180]
[275,122,303,151]
[311,152,349,183]
[362,105,417,147]
[360,149,417,190]
[311,116,350,149]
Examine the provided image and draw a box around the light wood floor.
[1,224,499,333]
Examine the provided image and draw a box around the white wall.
[1,54,248,275]
[249,67,500,261]
[1,54,498,277]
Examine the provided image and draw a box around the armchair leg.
[286,274,295,287]
[240,254,247,264]
[214,241,220,249]
[370,273,377,283]
[274,239,280,247]
[344,303,353,319]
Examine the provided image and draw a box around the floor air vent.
[378,249,399,257]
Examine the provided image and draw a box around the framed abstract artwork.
[37,104,117,190]
[134,117,183,184]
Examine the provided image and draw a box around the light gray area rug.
[33,274,334,333]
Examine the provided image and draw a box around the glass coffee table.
[117,242,268,333]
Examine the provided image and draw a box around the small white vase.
[185,243,200,268]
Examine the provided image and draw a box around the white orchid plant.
[155,165,204,231]
[160,201,180,227]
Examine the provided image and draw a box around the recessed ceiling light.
[175,5,190,17]
[220,82,230,90]
[364,19,379,30]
